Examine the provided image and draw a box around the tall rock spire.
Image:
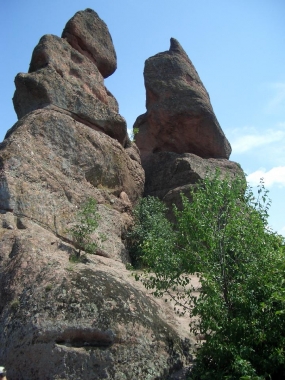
[133,38,243,215]
[134,38,232,163]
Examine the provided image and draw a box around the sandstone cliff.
[0,9,193,380]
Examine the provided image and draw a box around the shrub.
[131,173,285,379]
[127,196,175,268]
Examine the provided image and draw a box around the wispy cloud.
[247,166,285,188]
[232,129,285,153]
[228,124,285,167]
[265,82,285,113]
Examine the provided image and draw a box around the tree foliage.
[130,173,285,379]
[127,196,175,268]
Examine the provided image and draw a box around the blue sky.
[1,0,284,235]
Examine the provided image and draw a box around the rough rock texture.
[0,215,194,379]
[1,109,143,262]
[134,38,243,213]
[134,38,231,164]
[144,152,244,217]
[13,14,129,147]
[62,8,117,78]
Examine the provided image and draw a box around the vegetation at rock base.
[69,198,101,258]
[128,173,285,379]
[10,299,20,311]
[127,195,174,268]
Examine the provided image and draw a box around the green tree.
[127,196,175,268]
[70,198,100,258]
[133,173,285,379]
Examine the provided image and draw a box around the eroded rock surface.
[134,38,231,164]
[0,216,193,379]
[13,10,129,147]
[1,109,143,262]
[134,38,243,212]
[62,8,117,78]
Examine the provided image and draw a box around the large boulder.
[134,38,232,163]
[0,109,144,262]
[0,215,193,379]
[29,35,117,112]
[13,13,129,147]
[62,8,117,78]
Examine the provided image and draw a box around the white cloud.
[232,129,285,153]
[127,127,133,138]
[247,166,285,188]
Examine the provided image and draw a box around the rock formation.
[62,8,117,78]
[0,9,246,378]
[1,109,143,263]
[134,38,243,211]
[0,10,193,379]
[13,10,128,147]
[0,223,193,379]
[134,38,232,163]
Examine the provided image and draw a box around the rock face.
[134,38,232,164]
[0,218,193,379]
[0,107,196,377]
[62,8,117,78]
[13,9,129,147]
[1,9,195,380]
[1,109,143,263]
[134,38,243,211]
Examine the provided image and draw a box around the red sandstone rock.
[1,109,144,262]
[0,108,196,378]
[29,34,118,112]
[13,34,129,147]
[134,38,232,163]
[62,8,117,78]
[0,218,193,379]
[0,113,193,377]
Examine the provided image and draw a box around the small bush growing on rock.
[131,174,285,379]
[69,198,100,258]
[131,127,139,142]
[45,284,52,292]
[10,298,20,311]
